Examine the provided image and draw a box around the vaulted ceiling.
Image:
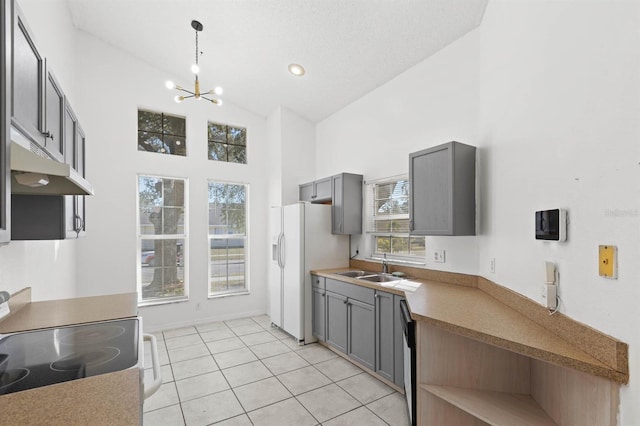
[66,0,488,122]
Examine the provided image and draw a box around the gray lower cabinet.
[311,275,326,342]
[409,141,476,236]
[393,294,405,388]
[347,298,375,370]
[325,290,348,353]
[375,290,395,382]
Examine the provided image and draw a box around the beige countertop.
[0,289,142,425]
[0,289,138,333]
[313,266,628,384]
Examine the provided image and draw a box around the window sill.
[138,296,189,308]
[368,256,426,266]
[208,291,250,299]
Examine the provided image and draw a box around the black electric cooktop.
[0,318,139,395]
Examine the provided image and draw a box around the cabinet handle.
[74,214,84,237]
[343,299,348,304]
[42,131,53,140]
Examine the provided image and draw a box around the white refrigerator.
[269,202,349,344]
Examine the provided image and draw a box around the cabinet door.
[409,141,476,236]
[314,177,332,201]
[299,182,313,202]
[347,298,375,370]
[64,102,77,237]
[375,291,395,382]
[410,144,452,234]
[44,67,64,162]
[325,291,348,353]
[12,4,45,147]
[393,295,405,388]
[0,0,10,245]
[312,286,326,341]
[73,124,86,236]
[331,174,343,234]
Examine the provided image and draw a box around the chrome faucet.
[382,253,389,274]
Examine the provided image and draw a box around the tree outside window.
[207,122,246,164]
[138,109,186,156]
[137,175,187,305]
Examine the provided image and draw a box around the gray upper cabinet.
[375,290,395,383]
[43,65,65,162]
[299,176,331,203]
[409,141,476,236]
[11,2,46,150]
[299,172,363,234]
[0,0,10,244]
[11,102,87,240]
[331,173,362,235]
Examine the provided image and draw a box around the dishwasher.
[400,299,416,426]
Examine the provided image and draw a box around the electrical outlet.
[490,258,496,274]
[433,249,446,263]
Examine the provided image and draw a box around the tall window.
[370,177,425,258]
[207,121,247,164]
[208,181,248,296]
[137,175,187,305]
[138,109,186,156]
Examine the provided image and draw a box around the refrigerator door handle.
[280,233,286,268]
[277,233,284,268]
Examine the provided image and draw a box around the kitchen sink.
[335,270,375,278]
[357,274,401,283]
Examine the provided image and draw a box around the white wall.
[0,0,80,301]
[316,21,481,274]
[317,0,640,423]
[68,31,271,330]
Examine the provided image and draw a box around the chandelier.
[165,20,223,105]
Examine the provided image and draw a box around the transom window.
[207,122,247,164]
[137,175,188,305]
[370,177,425,258]
[208,181,248,296]
[138,109,186,156]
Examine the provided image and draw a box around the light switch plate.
[599,245,617,279]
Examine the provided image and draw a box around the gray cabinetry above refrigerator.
[299,172,363,235]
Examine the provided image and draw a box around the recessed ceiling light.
[288,63,306,77]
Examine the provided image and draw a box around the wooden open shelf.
[423,385,556,426]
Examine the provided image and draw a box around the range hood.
[10,130,94,196]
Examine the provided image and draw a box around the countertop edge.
[313,268,629,385]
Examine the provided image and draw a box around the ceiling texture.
[66,0,488,123]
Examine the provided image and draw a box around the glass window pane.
[227,127,246,146]
[138,131,166,153]
[163,135,186,156]
[163,114,186,136]
[391,237,409,256]
[375,236,391,254]
[163,179,185,207]
[140,238,185,301]
[228,145,246,164]
[138,110,162,132]
[410,237,426,257]
[208,122,227,142]
[210,239,245,294]
[208,141,227,161]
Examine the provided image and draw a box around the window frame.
[137,108,187,156]
[207,180,250,298]
[136,174,189,306]
[368,175,426,262]
[207,121,247,164]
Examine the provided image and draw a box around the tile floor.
[143,315,411,426]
